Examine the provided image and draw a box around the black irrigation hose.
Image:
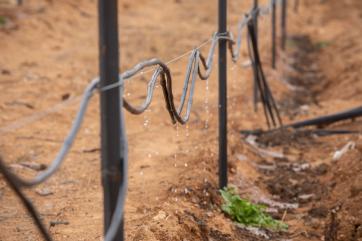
[247,14,283,128]
[240,106,362,136]
[0,157,53,241]
[312,129,359,136]
[287,106,362,129]
[119,37,219,125]
[240,128,358,137]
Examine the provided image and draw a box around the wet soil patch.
[261,160,328,204]
[255,127,319,147]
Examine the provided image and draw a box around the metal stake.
[253,0,259,110]
[272,0,277,68]
[98,0,125,240]
[253,0,259,42]
[281,0,287,50]
[218,0,228,189]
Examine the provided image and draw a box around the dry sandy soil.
[0,0,362,240]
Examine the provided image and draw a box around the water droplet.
[204,79,210,130]
[176,123,179,137]
[143,114,150,130]
[184,163,188,167]
[174,153,177,167]
[147,153,152,158]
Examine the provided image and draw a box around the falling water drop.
[176,123,179,138]
[143,109,151,130]
[204,78,210,130]
[173,123,179,168]
[174,153,177,167]
[143,115,149,130]
[231,63,238,109]
[185,124,190,137]
[231,64,236,71]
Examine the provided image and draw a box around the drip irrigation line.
[240,106,362,136]
[1,0,279,134]
[312,129,359,136]
[100,37,213,92]
[240,128,359,137]
[8,78,99,187]
[102,1,280,126]
[287,106,362,129]
[0,157,53,241]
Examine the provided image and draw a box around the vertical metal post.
[281,0,287,50]
[98,0,124,240]
[218,0,228,189]
[253,0,259,42]
[271,0,277,68]
[253,0,259,109]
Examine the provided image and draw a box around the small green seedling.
[220,187,288,231]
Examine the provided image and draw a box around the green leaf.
[219,187,288,231]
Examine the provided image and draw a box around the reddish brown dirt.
[0,0,361,241]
